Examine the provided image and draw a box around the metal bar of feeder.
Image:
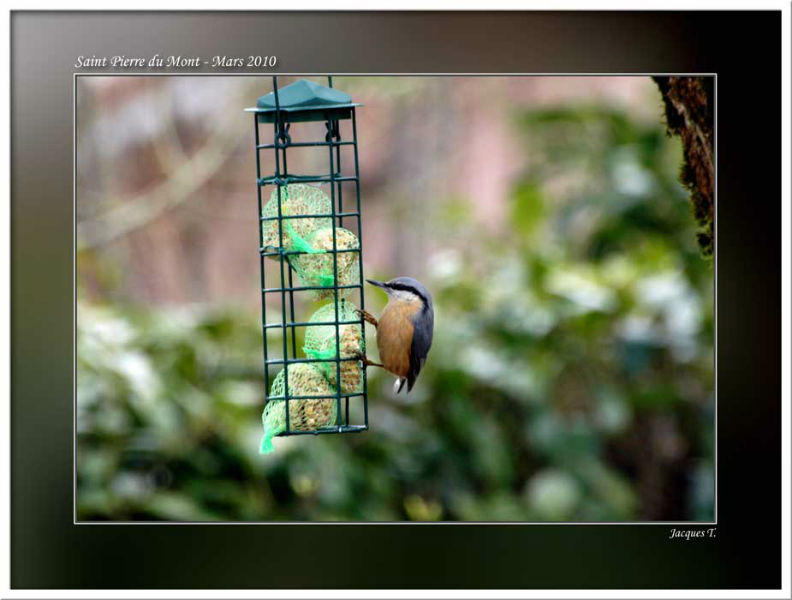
[265,356,360,365]
[333,117,351,426]
[260,211,359,222]
[262,282,361,293]
[264,318,363,329]
[257,140,355,150]
[267,392,365,401]
[260,246,359,256]
[335,121,345,230]
[280,124,299,362]
[271,75,291,434]
[352,108,369,430]
[258,175,357,186]
[327,116,343,431]
[254,112,270,409]
[286,425,368,436]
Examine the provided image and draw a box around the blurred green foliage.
[77,102,714,522]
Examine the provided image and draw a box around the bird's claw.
[353,350,383,369]
[355,308,378,327]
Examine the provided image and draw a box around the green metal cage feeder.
[247,76,369,450]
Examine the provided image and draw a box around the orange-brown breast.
[376,299,421,378]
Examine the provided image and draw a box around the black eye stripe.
[387,283,415,294]
[388,283,428,305]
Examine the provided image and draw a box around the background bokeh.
[76,76,714,522]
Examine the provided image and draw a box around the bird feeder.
[247,77,369,450]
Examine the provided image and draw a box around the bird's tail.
[393,377,407,394]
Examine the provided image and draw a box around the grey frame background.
[11,11,781,589]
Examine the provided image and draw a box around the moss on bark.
[653,76,714,259]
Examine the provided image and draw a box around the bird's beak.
[366,279,387,289]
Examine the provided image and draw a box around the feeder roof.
[246,79,360,123]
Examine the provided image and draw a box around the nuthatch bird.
[357,277,434,394]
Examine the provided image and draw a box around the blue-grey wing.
[407,305,434,392]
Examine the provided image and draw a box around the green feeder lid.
[246,79,360,123]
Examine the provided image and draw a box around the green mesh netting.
[290,227,360,300]
[303,300,364,394]
[261,184,333,255]
[259,364,338,454]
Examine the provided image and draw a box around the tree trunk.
[653,76,714,259]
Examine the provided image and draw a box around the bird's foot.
[353,350,383,369]
[355,308,378,327]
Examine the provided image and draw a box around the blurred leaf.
[512,180,545,238]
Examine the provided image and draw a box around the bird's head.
[366,277,433,309]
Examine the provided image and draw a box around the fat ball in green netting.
[261,184,333,255]
[290,227,360,300]
[303,300,364,394]
[259,364,338,454]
